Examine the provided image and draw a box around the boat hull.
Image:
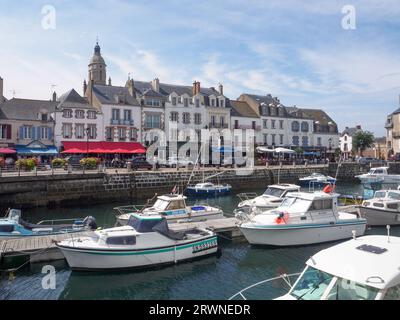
[298,179,336,188]
[117,211,225,226]
[185,187,232,197]
[359,207,400,226]
[57,236,218,271]
[240,221,366,246]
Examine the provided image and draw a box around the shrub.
[52,158,66,168]
[0,157,5,168]
[16,158,37,171]
[80,157,100,169]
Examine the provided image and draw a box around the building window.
[112,109,120,120]
[235,120,239,129]
[0,125,11,140]
[301,122,309,132]
[279,120,284,129]
[88,124,97,139]
[252,121,256,130]
[63,109,72,118]
[272,134,276,145]
[183,98,189,107]
[38,127,51,140]
[280,134,284,145]
[145,114,161,129]
[75,110,85,119]
[263,119,268,129]
[344,136,347,141]
[194,113,202,125]
[172,97,177,106]
[87,111,97,119]
[271,120,276,129]
[292,136,299,146]
[195,98,200,108]
[124,110,132,121]
[41,113,48,121]
[130,128,137,141]
[183,113,190,124]
[263,134,268,145]
[220,116,225,126]
[118,127,126,141]
[20,126,32,140]
[292,121,300,132]
[106,127,113,141]
[211,99,215,107]
[211,116,216,126]
[302,136,309,146]
[62,124,72,139]
[75,124,85,139]
[317,137,322,146]
[170,112,178,122]
[220,99,225,108]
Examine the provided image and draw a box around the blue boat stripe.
[244,220,366,230]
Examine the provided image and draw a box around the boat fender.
[323,185,336,194]
[275,212,289,224]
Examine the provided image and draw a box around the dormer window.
[63,109,72,118]
[211,99,215,107]
[75,110,85,119]
[195,98,200,108]
[172,97,177,106]
[184,98,189,107]
[220,99,225,108]
[41,113,48,121]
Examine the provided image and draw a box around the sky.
[0,0,399,136]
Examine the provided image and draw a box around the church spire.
[88,38,107,86]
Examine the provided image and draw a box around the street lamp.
[86,127,90,158]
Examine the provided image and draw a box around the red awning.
[0,148,16,154]
[61,142,146,154]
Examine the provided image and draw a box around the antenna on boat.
[352,230,356,240]
[387,225,391,243]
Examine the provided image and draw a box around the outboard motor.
[83,216,98,230]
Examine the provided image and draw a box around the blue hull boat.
[186,183,232,198]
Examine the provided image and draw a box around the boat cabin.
[263,184,301,198]
[366,167,389,176]
[146,194,188,216]
[280,235,400,300]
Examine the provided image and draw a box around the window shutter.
[19,127,24,140]
[48,127,53,140]
[32,127,36,140]
[6,125,11,139]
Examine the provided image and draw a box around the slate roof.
[56,89,95,111]
[244,93,280,106]
[0,98,57,121]
[92,85,140,106]
[300,108,336,125]
[342,127,360,137]
[230,100,259,118]
[390,108,400,116]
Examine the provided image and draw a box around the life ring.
[323,184,336,194]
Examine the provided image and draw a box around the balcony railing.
[209,123,229,129]
[234,125,261,130]
[110,119,134,126]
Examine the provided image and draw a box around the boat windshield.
[153,199,169,211]
[127,216,162,233]
[326,278,379,300]
[263,187,285,197]
[277,197,311,213]
[290,266,334,300]
[388,192,400,200]
[374,191,387,199]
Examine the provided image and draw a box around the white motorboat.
[230,235,400,300]
[299,173,336,188]
[356,167,400,184]
[57,214,218,271]
[235,184,301,219]
[239,191,367,246]
[185,182,232,197]
[359,189,400,226]
[115,194,224,225]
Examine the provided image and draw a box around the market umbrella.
[257,147,275,153]
[0,148,16,154]
[274,147,295,154]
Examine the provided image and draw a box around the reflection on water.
[1,182,399,300]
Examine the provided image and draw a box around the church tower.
[88,40,107,85]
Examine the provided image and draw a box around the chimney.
[152,78,160,92]
[356,125,362,130]
[196,81,201,95]
[127,79,135,97]
[83,79,87,96]
[193,81,197,96]
[52,91,57,102]
[218,83,224,96]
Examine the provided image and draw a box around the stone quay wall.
[0,162,386,209]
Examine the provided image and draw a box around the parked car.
[130,157,155,170]
[167,157,194,168]
[64,156,83,169]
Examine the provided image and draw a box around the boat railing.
[237,193,258,202]
[113,205,146,215]
[228,273,301,300]
[36,218,86,226]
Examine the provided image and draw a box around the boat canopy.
[127,214,163,233]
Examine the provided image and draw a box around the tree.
[352,131,374,156]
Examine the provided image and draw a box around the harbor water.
[0,182,397,300]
